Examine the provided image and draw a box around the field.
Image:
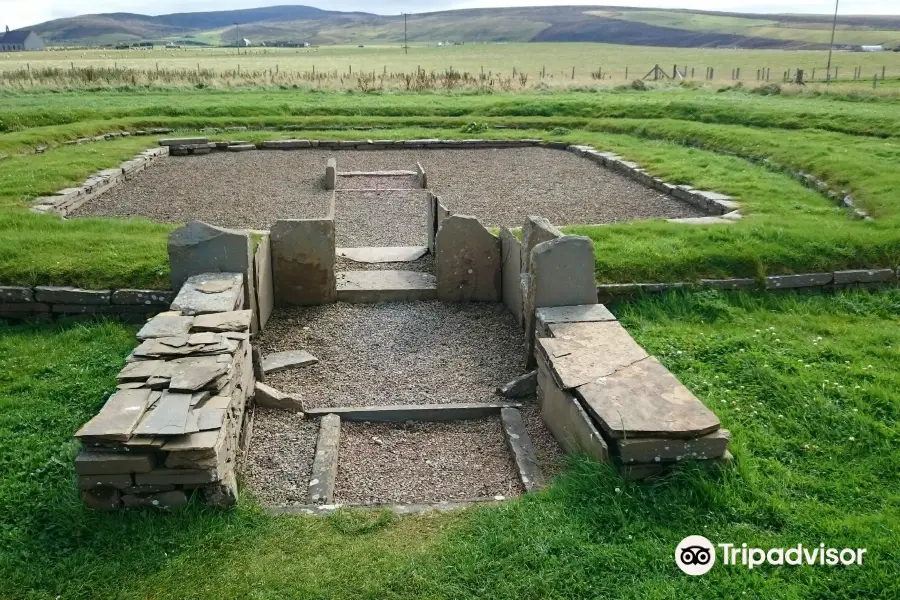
[2,44,900,90]
[1,289,898,599]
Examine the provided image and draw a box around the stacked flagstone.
[534,305,731,481]
[74,273,254,510]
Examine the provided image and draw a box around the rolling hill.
[27,4,900,49]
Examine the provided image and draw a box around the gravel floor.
[334,190,429,247]
[337,174,419,190]
[70,148,704,229]
[255,302,526,409]
[335,418,523,504]
[243,408,319,506]
[335,253,434,274]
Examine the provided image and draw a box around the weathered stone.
[158,137,208,147]
[525,236,599,368]
[436,197,451,231]
[226,144,255,152]
[203,470,238,508]
[75,451,154,475]
[435,215,501,302]
[168,360,228,393]
[833,269,896,285]
[168,221,256,319]
[262,350,318,374]
[75,389,152,441]
[255,382,304,411]
[337,246,428,263]
[500,227,523,325]
[537,357,609,463]
[121,490,188,510]
[496,371,537,398]
[81,488,121,511]
[766,273,833,289]
[0,286,33,302]
[77,473,133,490]
[161,429,220,452]
[137,314,194,339]
[270,219,336,306]
[123,484,175,495]
[252,347,265,383]
[254,235,274,331]
[615,429,731,464]
[262,139,312,149]
[135,468,219,486]
[536,322,648,390]
[135,391,193,435]
[576,356,721,440]
[325,157,337,190]
[308,414,340,504]
[521,216,562,273]
[535,304,616,337]
[699,278,757,290]
[500,407,545,492]
[191,310,252,333]
[116,359,166,382]
[170,273,244,316]
[34,286,111,305]
[111,289,175,305]
[336,270,437,303]
[544,320,633,345]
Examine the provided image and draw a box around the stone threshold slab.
[337,246,428,263]
[338,170,417,177]
[304,402,522,422]
[336,270,437,303]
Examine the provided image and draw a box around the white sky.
[4,0,894,31]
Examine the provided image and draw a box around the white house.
[0,27,45,52]
[861,45,884,52]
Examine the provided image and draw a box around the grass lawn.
[1,288,898,599]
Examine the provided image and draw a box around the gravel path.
[70,147,703,229]
[255,302,526,410]
[335,419,522,505]
[243,408,319,506]
[337,174,419,190]
[334,190,429,247]
[335,253,434,274]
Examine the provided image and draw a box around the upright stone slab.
[168,221,258,332]
[435,215,501,302]
[325,158,337,190]
[270,219,336,306]
[521,216,562,273]
[500,227,523,325]
[254,235,275,330]
[524,236,598,368]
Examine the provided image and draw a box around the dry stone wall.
[0,285,174,322]
[75,273,254,511]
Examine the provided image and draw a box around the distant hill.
[27,4,900,49]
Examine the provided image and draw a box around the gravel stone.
[243,409,319,506]
[335,418,523,504]
[337,175,419,190]
[70,148,703,229]
[335,253,434,274]
[334,190,429,247]
[254,301,527,409]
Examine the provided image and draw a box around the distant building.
[238,38,252,48]
[0,27,45,52]
[860,45,884,52]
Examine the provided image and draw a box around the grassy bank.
[2,288,898,598]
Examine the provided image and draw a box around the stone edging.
[30,147,169,217]
[0,285,174,321]
[596,268,899,302]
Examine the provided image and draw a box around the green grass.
[2,288,898,599]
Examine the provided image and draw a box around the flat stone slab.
[226,144,256,152]
[137,314,194,340]
[34,286,111,305]
[170,273,243,316]
[536,322,649,390]
[536,305,616,333]
[255,382,305,411]
[304,402,522,422]
[615,428,731,464]
[308,414,340,504]
[765,273,833,289]
[75,452,155,475]
[833,269,896,285]
[336,270,437,303]
[500,407,545,493]
[262,350,318,374]
[337,246,428,263]
[191,310,252,333]
[537,358,608,463]
[496,371,537,399]
[575,356,721,440]
[75,389,152,441]
[159,137,208,147]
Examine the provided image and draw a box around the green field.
[2,43,899,89]
[2,289,898,599]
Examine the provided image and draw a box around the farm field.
[2,43,899,89]
[1,289,898,599]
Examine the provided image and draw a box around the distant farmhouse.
[0,26,45,52]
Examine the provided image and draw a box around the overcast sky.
[4,0,894,31]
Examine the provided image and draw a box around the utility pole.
[403,13,409,54]
[235,22,240,55]
[825,0,839,83]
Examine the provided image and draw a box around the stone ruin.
[72,151,731,511]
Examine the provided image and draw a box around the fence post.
[572,66,575,80]
[874,74,878,90]
[882,65,886,79]
[625,66,628,79]
[736,67,740,80]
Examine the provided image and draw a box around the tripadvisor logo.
[675,536,867,576]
